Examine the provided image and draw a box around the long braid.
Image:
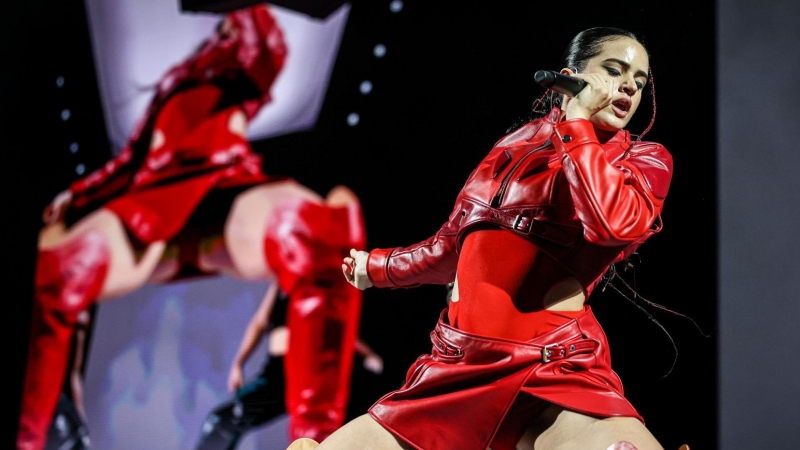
[603,274,679,378]
[601,258,713,378]
[636,68,657,141]
[611,271,712,338]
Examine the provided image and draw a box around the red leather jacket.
[366,108,673,298]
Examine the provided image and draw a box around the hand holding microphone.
[535,70,617,121]
[534,70,587,97]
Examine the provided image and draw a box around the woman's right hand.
[227,364,244,393]
[562,72,615,121]
[43,190,73,225]
[342,248,373,290]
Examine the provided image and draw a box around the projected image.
[17,2,386,450]
[86,0,350,149]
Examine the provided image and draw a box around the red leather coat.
[366,107,673,298]
[66,6,288,243]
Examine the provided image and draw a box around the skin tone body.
[328,36,665,450]
[39,107,359,308]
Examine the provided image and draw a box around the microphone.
[534,70,587,97]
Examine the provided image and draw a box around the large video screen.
[45,1,354,449]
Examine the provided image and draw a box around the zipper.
[491,139,551,207]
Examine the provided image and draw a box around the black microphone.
[534,70,587,97]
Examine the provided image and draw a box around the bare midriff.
[447,228,586,342]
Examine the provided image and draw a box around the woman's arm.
[227,282,279,392]
[553,119,672,246]
[344,198,464,290]
[354,338,384,374]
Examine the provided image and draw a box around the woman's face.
[568,37,650,131]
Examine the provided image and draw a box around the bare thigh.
[39,209,166,301]
[213,181,364,281]
[518,404,664,450]
[316,414,414,450]
[216,180,323,280]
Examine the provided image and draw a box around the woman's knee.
[316,414,411,450]
[324,185,359,207]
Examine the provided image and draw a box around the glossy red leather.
[18,231,110,450]
[264,199,367,441]
[366,108,672,298]
[67,6,288,243]
[369,307,641,450]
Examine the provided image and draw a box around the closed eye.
[606,66,646,90]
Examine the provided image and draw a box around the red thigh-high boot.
[264,198,366,442]
[18,230,110,450]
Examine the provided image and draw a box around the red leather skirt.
[103,169,282,244]
[369,306,642,450]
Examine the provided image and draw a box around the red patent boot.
[18,231,109,450]
[264,196,366,442]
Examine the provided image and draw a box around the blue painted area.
[83,276,289,449]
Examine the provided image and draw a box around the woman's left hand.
[342,248,372,290]
[363,353,384,374]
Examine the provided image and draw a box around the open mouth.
[611,98,631,118]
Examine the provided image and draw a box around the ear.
[560,67,577,76]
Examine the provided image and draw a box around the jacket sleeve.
[552,119,673,246]
[365,197,463,289]
[68,145,137,210]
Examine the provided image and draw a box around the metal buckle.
[541,343,559,363]
[513,214,532,233]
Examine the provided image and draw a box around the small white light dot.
[359,80,373,95]
[347,113,360,126]
[76,163,86,175]
[69,142,79,153]
[61,109,71,121]
[373,44,387,58]
[389,1,403,13]
[56,76,65,88]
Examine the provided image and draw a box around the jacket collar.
[546,107,632,150]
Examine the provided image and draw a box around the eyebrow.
[602,58,649,79]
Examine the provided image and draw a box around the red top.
[448,228,584,341]
[366,113,671,300]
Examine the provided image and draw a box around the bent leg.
[287,438,320,450]
[221,182,366,441]
[312,414,413,450]
[221,180,322,281]
[20,210,165,450]
[263,185,366,441]
[518,404,664,450]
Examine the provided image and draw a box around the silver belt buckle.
[541,343,559,363]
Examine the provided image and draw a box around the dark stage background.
[3,1,793,449]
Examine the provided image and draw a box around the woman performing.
[19,5,365,450]
[300,27,678,450]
